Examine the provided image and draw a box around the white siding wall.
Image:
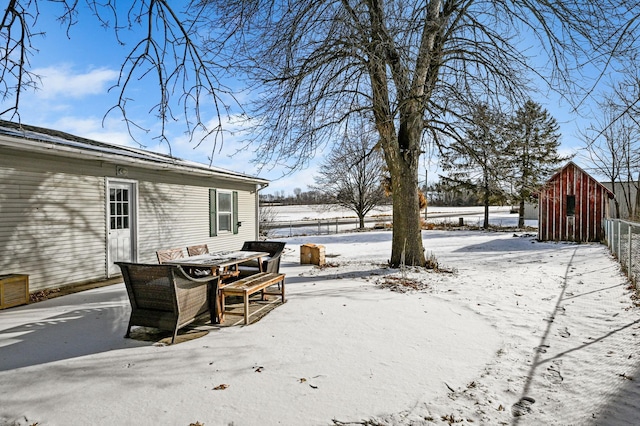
[1,147,261,292]
[0,150,107,292]
[136,178,258,263]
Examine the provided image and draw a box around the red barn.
[538,162,613,242]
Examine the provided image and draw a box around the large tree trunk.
[385,110,426,268]
[390,159,425,267]
[609,182,620,218]
[365,2,432,268]
[483,176,490,229]
[483,194,490,229]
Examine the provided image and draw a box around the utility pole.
[424,168,428,220]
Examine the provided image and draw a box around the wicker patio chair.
[116,262,219,344]
[238,241,286,276]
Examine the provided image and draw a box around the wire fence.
[263,218,391,238]
[604,218,640,284]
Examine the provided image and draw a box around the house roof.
[0,120,269,186]
[544,161,614,198]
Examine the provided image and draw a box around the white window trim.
[217,190,234,234]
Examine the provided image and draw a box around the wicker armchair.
[238,241,286,276]
[116,262,219,344]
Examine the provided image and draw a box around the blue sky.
[1,4,602,196]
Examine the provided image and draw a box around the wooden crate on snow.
[0,274,29,309]
[300,244,325,266]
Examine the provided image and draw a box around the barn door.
[107,180,137,276]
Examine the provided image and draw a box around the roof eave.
[0,133,269,186]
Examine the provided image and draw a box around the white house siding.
[0,148,107,292]
[1,145,261,293]
[135,170,259,264]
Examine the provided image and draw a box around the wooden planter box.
[0,274,29,309]
[300,244,326,266]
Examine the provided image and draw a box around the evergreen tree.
[440,104,508,229]
[506,101,569,228]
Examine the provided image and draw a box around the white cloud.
[32,65,118,99]
[168,114,261,169]
[49,116,139,148]
[157,114,321,194]
[266,165,318,196]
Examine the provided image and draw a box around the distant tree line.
[263,183,515,209]
[423,185,483,207]
[260,190,336,205]
[262,184,477,207]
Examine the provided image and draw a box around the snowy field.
[266,204,537,237]
[1,228,638,425]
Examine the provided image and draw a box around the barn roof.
[543,161,614,198]
[0,120,269,186]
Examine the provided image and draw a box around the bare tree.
[605,70,640,220]
[311,128,386,229]
[200,0,640,267]
[580,94,640,219]
[293,187,302,201]
[259,204,279,238]
[0,0,231,158]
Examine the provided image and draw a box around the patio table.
[164,250,270,323]
[167,250,266,269]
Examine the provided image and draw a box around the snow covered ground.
[1,228,638,425]
[266,204,536,237]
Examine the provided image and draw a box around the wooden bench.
[221,272,285,324]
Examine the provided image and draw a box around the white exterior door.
[107,181,137,276]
